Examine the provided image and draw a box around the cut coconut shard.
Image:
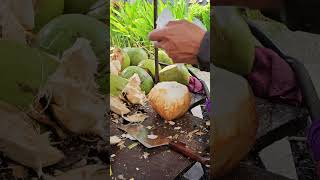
[110,96,130,116]
[45,38,106,138]
[122,74,147,105]
[1,0,35,30]
[0,101,64,176]
[0,3,26,44]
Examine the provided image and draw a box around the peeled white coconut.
[44,38,106,138]
[1,0,35,30]
[122,74,146,105]
[0,101,64,176]
[148,81,191,121]
[0,3,26,44]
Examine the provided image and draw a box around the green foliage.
[110,0,209,54]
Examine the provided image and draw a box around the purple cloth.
[188,76,203,94]
[205,98,211,112]
[308,120,320,161]
[247,47,302,106]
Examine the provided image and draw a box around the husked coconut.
[45,38,106,138]
[0,101,64,176]
[122,74,147,105]
[148,82,191,121]
[0,3,26,44]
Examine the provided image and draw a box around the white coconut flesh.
[43,38,106,137]
[148,81,191,121]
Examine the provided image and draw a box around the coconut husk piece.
[110,96,130,116]
[0,101,64,176]
[0,3,26,44]
[44,38,106,138]
[1,0,35,30]
[122,74,146,105]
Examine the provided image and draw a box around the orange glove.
[149,20,206,65]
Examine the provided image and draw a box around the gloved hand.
[149,20,206,65]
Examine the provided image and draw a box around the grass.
[110,0,210,55]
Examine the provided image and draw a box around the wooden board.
[110,100,210,180]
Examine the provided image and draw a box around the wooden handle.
[169,141,210,165]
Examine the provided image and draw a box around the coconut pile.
[109,47,200,121]
[109,46,210,142]
[0,0,108,179]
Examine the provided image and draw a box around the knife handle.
[169,141,210,166]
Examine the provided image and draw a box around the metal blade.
[118,124,170,148]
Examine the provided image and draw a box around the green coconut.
[0,40,58,108]
[138,59,162,77]
[33,0,64,31]
[123,48,148,66]
[158,50,174,65]
[36,14,107,64]
[110,74,128,96]
[121,66,154,94]
[64,0,98,13]
[213,7,255,75]
[159,64,191,85]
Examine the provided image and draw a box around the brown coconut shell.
[212,66,257,178]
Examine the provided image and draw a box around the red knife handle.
[169,141,210,166]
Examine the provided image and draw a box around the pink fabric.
[247,47,302,106]
[188,76,203,94]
